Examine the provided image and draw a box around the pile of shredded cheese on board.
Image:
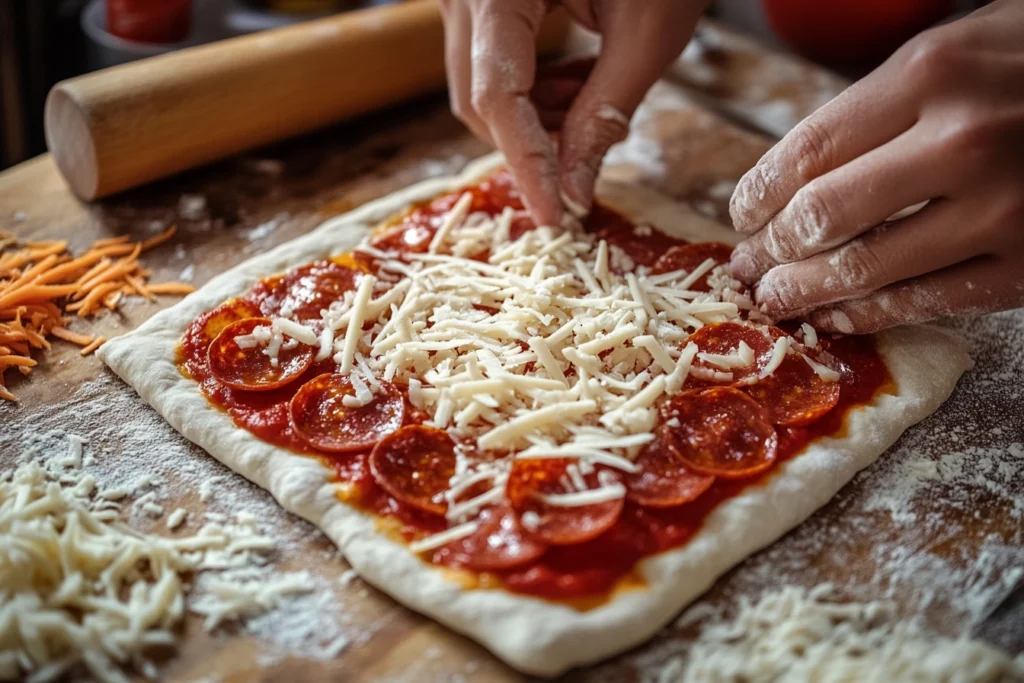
[0,431,317,683]
[653,584,1024,682]
[243,194,835,548]
[0,227,193,401]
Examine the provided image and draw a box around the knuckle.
[901,29,967,84]
[787,118,835,183]
[764,220,804,264]
[469,85,497,117]
[834,242,884,294]
[470,79,516,118]
[789,180,845,248]
[937,107,1003,161]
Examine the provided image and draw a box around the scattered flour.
[178,194,208,221]
[246,218,279,242]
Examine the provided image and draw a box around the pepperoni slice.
[651,242,734,290]
[439,505,547,571]
[183,298,262,357]
[289,374,404,453]
[251,261,362,321]
[207,317,314,392]
[507,458,624,546]
[625,432,715,508]
[370,425,457,515]
[661,387,778,479]
[743,354,841,426]
[687,322,775,385]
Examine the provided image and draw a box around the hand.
[440,0,705,227]
[728,0,1024,334]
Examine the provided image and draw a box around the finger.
[470,0,562,227]
[442,0,493,145]
[729,51,924,236]
[558,5,701,217]
[753,198,994,320]
[806,256,1023,334]
[729,125,947,282]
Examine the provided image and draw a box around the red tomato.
[107,0,192,44]
[762,0,955,65]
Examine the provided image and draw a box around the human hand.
[440,0,706,227]
[728,0,1024,334]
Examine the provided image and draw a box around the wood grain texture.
[2,20,1021,682]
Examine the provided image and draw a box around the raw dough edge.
[98,152,972,677]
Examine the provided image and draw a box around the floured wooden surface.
[1,21,1021,681]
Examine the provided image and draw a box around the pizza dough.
[98,153,972,676]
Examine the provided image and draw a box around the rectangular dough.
[99,154,972,676]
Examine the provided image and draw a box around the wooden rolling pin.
[45,0,569,201]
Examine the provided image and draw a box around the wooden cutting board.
[1,20,1021,681]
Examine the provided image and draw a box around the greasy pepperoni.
[625,432,715,508]
[289,374,404,453]
[687,322,775,385]
[744,354,841,426]
[370,425,457,515]
[651,242,734,291]
[207,317,314,392]
[661,387,778,479]
[437,505,547,571]
[182,298,262,361]
[507,458,624,546]
[250,261,361,321]
[369,212,436,255]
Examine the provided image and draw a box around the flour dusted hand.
[440,0,706,227]
[729,0,1024,334]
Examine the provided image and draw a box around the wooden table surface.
[1,20,1021,682]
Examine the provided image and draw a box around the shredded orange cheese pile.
[0,226,194,401]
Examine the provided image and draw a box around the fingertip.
[729,161,776,235]
[728,242,759,283]
[516,174,564,229]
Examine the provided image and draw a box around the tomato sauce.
[177,170,892,603]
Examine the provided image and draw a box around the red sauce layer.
[178,170,892,602]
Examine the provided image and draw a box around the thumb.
[558,13,698,217]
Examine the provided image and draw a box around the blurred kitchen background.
[0,0,983,171]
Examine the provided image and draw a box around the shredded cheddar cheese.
[0,226,193,401]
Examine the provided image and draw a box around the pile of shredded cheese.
[244,195,837,549]
[656,584,1024,682]
[0,433,314,682]
[0,227,193,401]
